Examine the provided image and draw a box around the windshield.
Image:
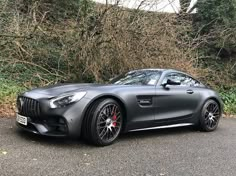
[110,70,162,85]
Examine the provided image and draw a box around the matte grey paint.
[16,69,223,138]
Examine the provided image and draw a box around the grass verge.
[0,78,26,117]
[220,88,236,115]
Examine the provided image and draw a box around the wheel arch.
[197,96,223,132]
[81,94,128,133]
[205,97,223,115]
[193,96,223,126]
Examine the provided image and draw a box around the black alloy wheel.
[96,103,122,143]
[200,99,221,131]
[83,98,123,146]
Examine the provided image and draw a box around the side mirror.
[162,79,181,88]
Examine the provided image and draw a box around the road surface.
[0,118,236,176]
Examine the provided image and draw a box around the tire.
[199,99,221,132]
[82,98,123,146]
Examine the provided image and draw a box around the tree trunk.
[179,0,192,13]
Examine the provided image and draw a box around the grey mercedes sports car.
[16,69,223,146]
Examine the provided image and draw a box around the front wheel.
[199,99,221,132]
[83,98,123,146]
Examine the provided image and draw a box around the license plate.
[16,114,28,126]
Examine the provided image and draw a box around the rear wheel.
[83,98,123,146]
[199,99,221,132]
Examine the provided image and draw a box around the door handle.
[186,89,194,94]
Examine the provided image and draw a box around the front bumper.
[16,116,69,137]
[16,95,92,138]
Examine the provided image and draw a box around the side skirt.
[128,123,194,132]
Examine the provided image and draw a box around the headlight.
[49,92,86,108]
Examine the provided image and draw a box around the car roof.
[122,69,204,86]
[132,69,195,78]
[132,68,178,72]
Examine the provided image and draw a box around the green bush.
[196,0,236,27]
[0,77,26,103]
[194,0,236,88]
[220,88,236,114]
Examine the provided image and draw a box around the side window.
[181,75,200,87]
[162,73,183,85]
[162,73,200,87]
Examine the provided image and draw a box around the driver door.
[154,72,201,121]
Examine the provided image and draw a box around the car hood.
[23,83,118,99]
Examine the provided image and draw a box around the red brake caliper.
[112,112,117,127]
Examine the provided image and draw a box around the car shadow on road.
[15,128,88,148]
[14,126,199,148]
[120,126,198,140]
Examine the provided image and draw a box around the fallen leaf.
[2,151,7,155]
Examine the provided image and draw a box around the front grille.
[17,96,41,118]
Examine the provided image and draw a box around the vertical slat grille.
[17,96,41,118]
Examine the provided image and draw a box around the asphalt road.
[0,118,236,176]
